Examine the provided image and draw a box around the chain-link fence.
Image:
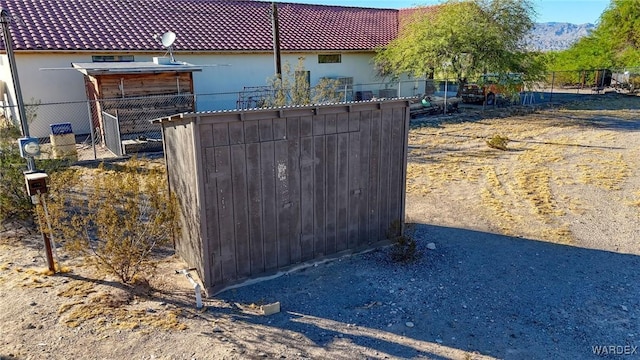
[2,72,633,164]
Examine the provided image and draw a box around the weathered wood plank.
[287,137,302,264]
[368,110,382,241]
[336,112,349,133]
[260,141,278,271]
[389,108,404,236]
[246,142,264,275]
[287,117,300,139]
[199,124,214,148]
[299,137,315,261]
[358,110,372,246]
[336,132,349,252]
[231,144,251,278]
[260,119,274,142]
[204,148,222,286]
[214,146,237,282]
[228,122,245,144]
[348,131,361,249]
[273,118,287,140]
[244,121,260,143]
[349,110,361,132]
[313,136,326,256]
[212,123,230,147]
[325,134,338,255]
[274,140,291,267]
[378,108,393,238]
[313,114,325,136]
[325,114,337,134]
[300,116,313,138]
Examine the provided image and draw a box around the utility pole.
[1,8,34,171]
[271,2,282,78]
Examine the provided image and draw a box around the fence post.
[550,72,555,103]
[86,100,97,160]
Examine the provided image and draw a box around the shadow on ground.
[209,224,640,359]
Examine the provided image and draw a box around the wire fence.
[2,70,637,163]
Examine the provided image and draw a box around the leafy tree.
[375,0,544,91]
[547,0,640,71]
[265,57,343,106]
[597,0,640,68]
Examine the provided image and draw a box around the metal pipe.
[1,9,34,171]
[176,269,203,309]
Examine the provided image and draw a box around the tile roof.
[0,0,399,52]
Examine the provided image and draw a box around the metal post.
[35,201,55,273]
[549,72,555,102]
[443,79,448,115]
[271,2,282,78]
[86,101,97,160]
[1,9,35,171]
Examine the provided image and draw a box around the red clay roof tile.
[0,0,399,52]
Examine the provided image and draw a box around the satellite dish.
[157,31,177,63]
[161,31,176,48]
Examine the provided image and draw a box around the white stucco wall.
[0,51,395,138]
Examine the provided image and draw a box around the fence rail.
[2,69,637,163]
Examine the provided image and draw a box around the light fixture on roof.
[154,31,177,63]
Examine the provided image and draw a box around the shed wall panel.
[163,100,409,294]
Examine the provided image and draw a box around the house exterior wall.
[0,53,92,138]
[160,99,410,294]
[0,51,386,138]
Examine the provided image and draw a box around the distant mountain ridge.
[528,22,595,52]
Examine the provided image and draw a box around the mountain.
[528,22,596,52]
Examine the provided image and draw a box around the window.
[318,54,341,64]
[92,55,135,62]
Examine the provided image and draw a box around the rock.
[23,323,36,330]
[146,308,156,313]
[427,243,436,250]
[261,302,280,316]
[29,301,37,306]
[405,322,414,328]
[258,352,268,357]
[435,338,443,344]
[212,326,223,333]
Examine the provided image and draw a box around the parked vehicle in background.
[461,73,523,105]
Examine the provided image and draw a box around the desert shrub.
[46,158,178,283]
[390,235,419,263]
[0,123,32,222]
[487,134,510,151]
[1,121,75,223]
[387,220,419,263]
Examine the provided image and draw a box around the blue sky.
[293,0,610,24]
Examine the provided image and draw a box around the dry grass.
[56,280,188,332]
[406,106,636,244]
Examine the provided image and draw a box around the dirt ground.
[1,93,639,360]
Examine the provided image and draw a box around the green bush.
[0,123,32,222]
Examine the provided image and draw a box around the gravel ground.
[1,92,639,360]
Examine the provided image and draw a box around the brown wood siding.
[164,121,207,286]
[89,72,195,136]
[162,100,410,294]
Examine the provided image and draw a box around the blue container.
[50,122,73,135]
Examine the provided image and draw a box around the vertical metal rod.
[550,72,555,103]
[86,101,97,160]
[443,79,448,115]
[35,201,55,273]
[271,2,282,78]
[40,194,59,266]
[1,9,34,171]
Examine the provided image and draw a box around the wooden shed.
[156,99,411,294]
[73,60,201,154]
